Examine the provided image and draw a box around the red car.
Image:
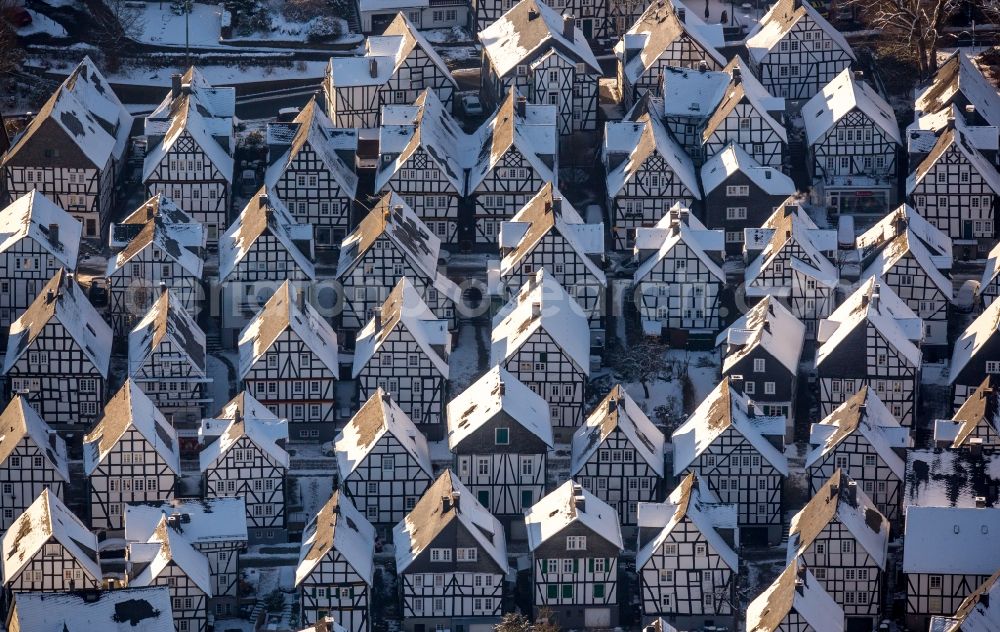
[3,6,32,27]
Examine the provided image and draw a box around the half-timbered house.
[746,558,845,632]
[446,366,552,535]
[934,376,1000,450]
[743,203,839,338]
[7,586,175,632]
[1,489,100,593]
[787,471,890,628]
[979,241,1000,307]
[927,570,1000,632]
[949,298,1000,408]
[491,269,590,438]
[336,193,458,337]
[632,207,726,340]
[143,69,235,243]
[359,0,468,33]
[0,191,81,331]
[1,57,132,238]
[903,507,1000,631]
[744,0,855,100]
[570,385,664,526]
[264,97,358,249]
[498,183,606,328]
[106,194,205,337]
[701,144,795,254]
[126,499,247,619]
[0,396,68,531]
[324,13,456,128]
[716,296,805,428]
[914,51,1000,133]
[199,391,289,543]
[906,116,1000,258]
[126,515,212,632]
[335,389,434,530]
[802,69,901,218]
[615,0,724,107]
[856,204,953,350]
[2,268,111,431]
[219,188,315,344]
[394,470,508,632]
[128,289,209,428]
[805,387,911,526]
[238,280,339,441]
[525,480,624,629]
[637,474,739,631]
[375,90,469,245]
[816,277,923,427]
[296,491,376,632]
[672,378,788,545]
[479,0,601,135]
[353,278,450,438]
[604,102,701,249]
[83,380,180,532]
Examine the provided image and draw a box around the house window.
[764,382,775,395]
[566,535,586,550]
[430,548,452,562]
[660,569,673,582]
[457,548,477,562]
[495,427,510,445]
[382,456,395,472]
[753,358,765,373]
[695,543,706,556]
[929,575,943,589]
[841,540,854,553]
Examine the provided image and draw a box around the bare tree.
[607,339,672,399]
[845,0,961,75]
[94,0,145,70]
[0,0,25,77]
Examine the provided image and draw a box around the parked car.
[460,94,484,117]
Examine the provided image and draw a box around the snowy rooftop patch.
[746,558,844,632]
[745,0,853,64]
[701,143,795,197]
[446,366,553,450]
[128,290,207,378]
[907,120,1000,196]
[0,395,69,481]
[129,516,213,595]
[296,490,376,587]
[220,187,315,282]
[334,389,432,479]
[10,586,175,632]
[0,191,81,270]
[125,498,248,546]
[570,384,664,476]
[903,507,1000,574]
[633,210,726,285]
[142,92,234,185]
[199,391,290,471]
[716,296,805,376]
[605,102,700,199]
[108,194,205,278]
[904,448,1000,510]
[916,51,1000,129]
[524,479,624,551]
[802,68,901,146]
[949,298,1000,384]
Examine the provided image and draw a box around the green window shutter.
[593,584,605,599]
[562,584,573,599]
[573,559,579,573]
[588,558,594,573]
[547,584,558,599]
[605,557,611,570]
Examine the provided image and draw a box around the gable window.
[381,456,395,472]
[566,535,586,550]
[430,548,452,562]
[495,427,510,445]
[753,358,765,373]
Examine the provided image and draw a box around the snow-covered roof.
[788,470,890,568]
[469,88,558,191]
[490,269,591,374]
[654,67,730,118]
[802,69,901,146]
[335,389,432,479]
[500,182,605,286]
[3,57,132,169]
[238,281,338,378]
[525,479,624,551]
[125,498,248,547]
[446,365,553,450]
[804,386,910,478]
[220,187,315,281]
[264,97,358,200]
[604,106,701,199]
[904,448,1000,509]
[616,0,725,85]
[745,0,854,65]
[10,586,175,632]
[861,228,953,302]
[701,142,795,197]
[903,507,1000,574]
[199,391,289,471]
[931,570,1000,632]
[147,67,235,123]
[702,57,788,143]
[907,122,1000,196]
[816,276,923,369]
[0,191,81,270]
[129,516,213,595]
[935,376,1000,449]
[571,385,664,476]
[142,92,234,184]
[634,211,726,285]
[636,473,738,572]
[949,298,1000,384]
[980,240,1000,297]
[916,52,1000,129]
[296,491,377,586]
[672,377,788,476]
[353,277,451,377]
[82,380,180,476]
[128,290,206,378]
[2,488,100,585]
[337,192,441,282]
[107,194,205,278]
[0,395,69,481]
[3,268,112,377]
[857,204,952,263]
[746,558,844,632]
[394,470,508,573]
[716,296,805,375]
[744,207,838,294]
[479,0,600,78]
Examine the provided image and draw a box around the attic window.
[517,65,527,76]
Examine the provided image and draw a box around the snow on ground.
[18,10,68,37]
[206,354,233,414]
[921,361,950,385]
[448,323,485,394]
[670,349,721,403]
[623,378,682,419]
[131,1,222,47]
[228,11,352,42]
[295,476,334,521]
[421,26,473,43]
[438,45,480,65]
[109,61,329,85]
